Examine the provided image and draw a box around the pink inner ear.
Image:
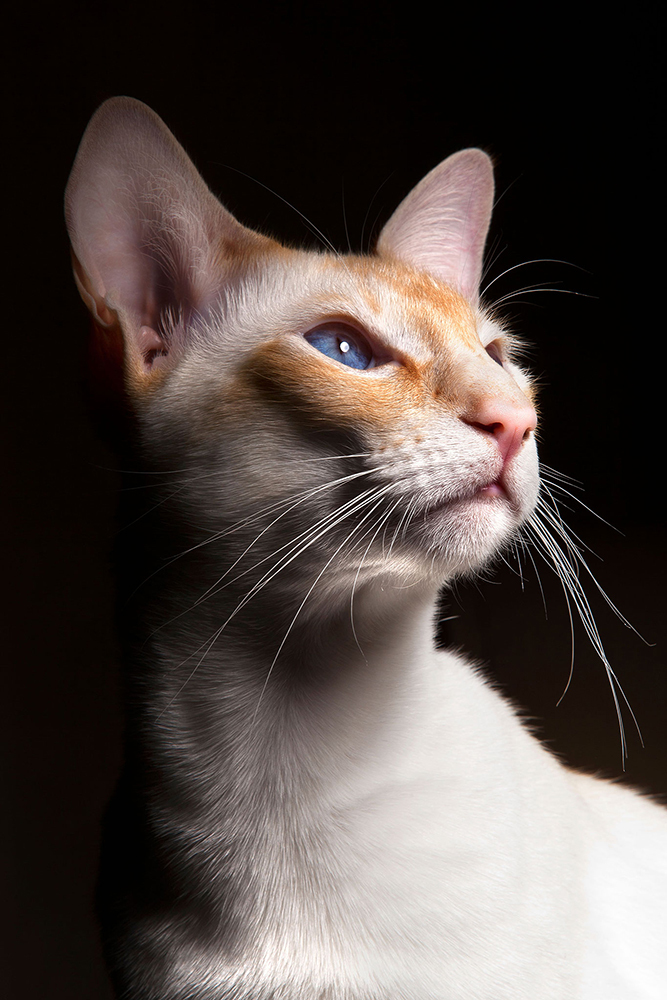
[137,325,168,369]
[138,326,165,354]
[377,149,494,305]
[65,97,275,376]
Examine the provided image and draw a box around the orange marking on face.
[213,227,284,272]
[127,242,536,449]
[345,255,481,350]
[236,250,537,443]
[244,338,424,433]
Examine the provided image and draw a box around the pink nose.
[465,397,537,463]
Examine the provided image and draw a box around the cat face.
[65,98,538,595]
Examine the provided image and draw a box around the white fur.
[65,98,667,999]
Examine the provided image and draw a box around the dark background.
[4,4,664,998]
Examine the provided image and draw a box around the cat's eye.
[304,324,375,370]
[485,342,504,367]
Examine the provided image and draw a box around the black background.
[4,4,664,998]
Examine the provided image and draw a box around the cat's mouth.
[420,477,517,518]
[442,477,506,504]
[477,481,505,499]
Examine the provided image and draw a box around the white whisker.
[141,466,387,632]
[492,287,595,309]
[163,482,397,699]
[481,258,590,298]
[540,475,622,533]
[523,502,643,765]
[252,489,399,718]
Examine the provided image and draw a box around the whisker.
[540,476,622,533]
[524,507,643,765]
[536,495,645,642]
[520,536,549,620]
[481,258,590,298]
[360,172,393,255]
[252,489,399,719]
[539,464,583,488]
[492,287,596,309]
[118,482,192,533]
[163,482,398,701]
[388,495,420,556]
[341,179,352,255]
[155,618,231,720]
[193,470,386,603]
[286,452,373,463]
[138,465,385,615]
[218,164,344,262]
[210,482,392,604]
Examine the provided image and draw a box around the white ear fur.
[65,97,268,370]
[376,150,494,305]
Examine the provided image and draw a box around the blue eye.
[305,324,374,370]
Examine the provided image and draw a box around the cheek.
[244,340,432,437]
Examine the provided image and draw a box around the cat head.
[65,98,538,592]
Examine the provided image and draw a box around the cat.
[65,97,667,1000]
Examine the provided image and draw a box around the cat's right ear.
[65,97,272,395]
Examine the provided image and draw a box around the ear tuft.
[376,149,494,305]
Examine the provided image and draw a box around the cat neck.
[139,559,443,772]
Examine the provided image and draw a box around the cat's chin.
[415,485,529,577]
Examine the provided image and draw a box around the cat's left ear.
[376,150,494,305]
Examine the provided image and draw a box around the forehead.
[242,249,483,358]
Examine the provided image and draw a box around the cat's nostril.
[465,399,537,463]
